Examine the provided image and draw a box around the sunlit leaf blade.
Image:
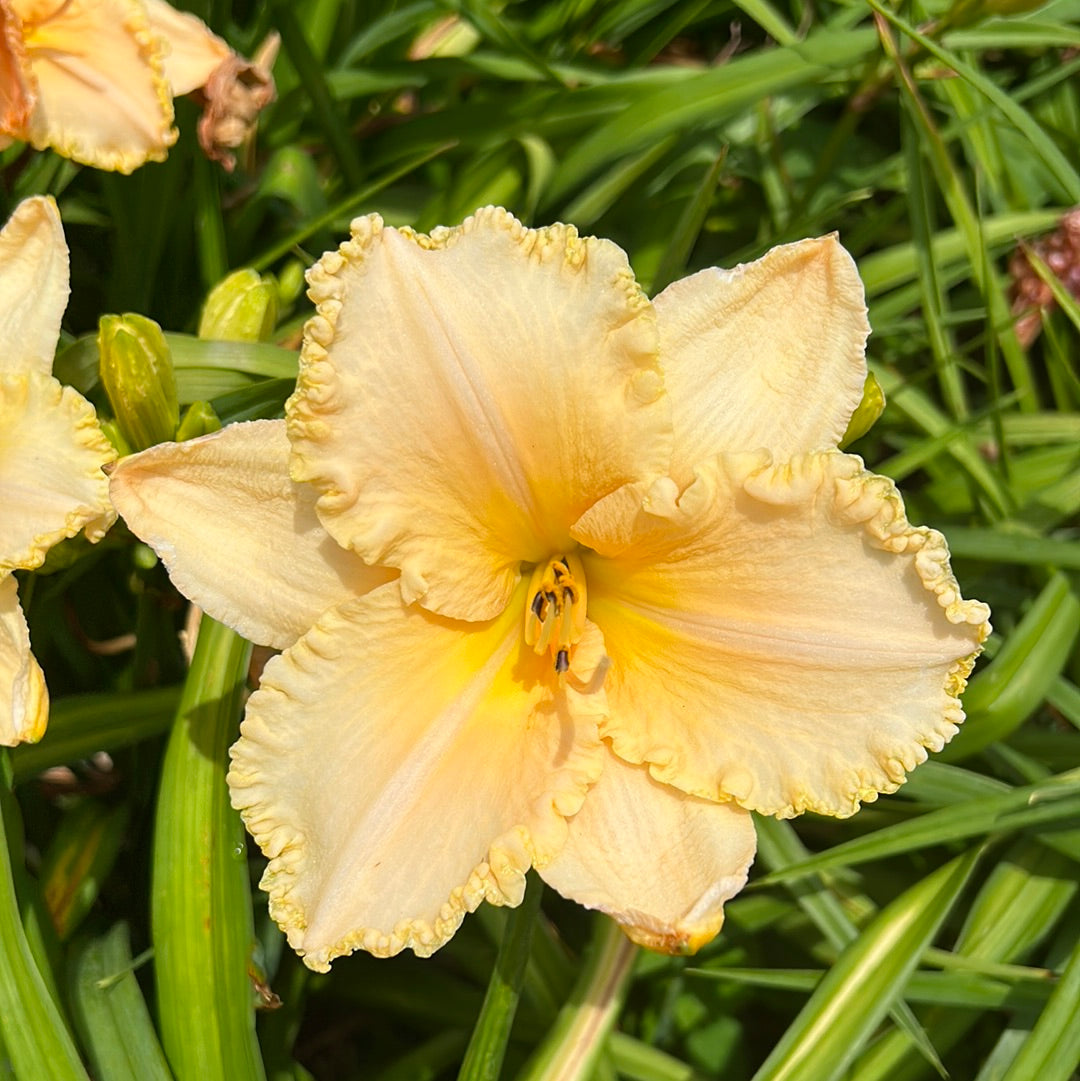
[943,572,1080,761]
[760,771,1080,884]
[749,849,982,1081]
[151,618,265,1081]
[998,930,1080,1081]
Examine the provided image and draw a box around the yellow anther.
[524,552,588,673]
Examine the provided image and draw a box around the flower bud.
[276,260,306,308]
[175,401,222,442]
[840,372,885,448]
[199,268,278,342]
[98,314,179,452]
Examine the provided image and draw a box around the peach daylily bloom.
[109,207,990,971]
[0,0,273,173]
[0,196,114,744]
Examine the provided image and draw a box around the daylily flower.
[0,195,114,744]
[109,207,990,970]
[0,0,274,173]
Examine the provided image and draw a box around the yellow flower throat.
[523,552,587,674]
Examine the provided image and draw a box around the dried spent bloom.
[142,0,277,172]
[1009,208,1080,348]
[109,208,990,970]
[0,196,115,744]
[0,0,274,173]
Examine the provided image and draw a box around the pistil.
[524,552,587,674]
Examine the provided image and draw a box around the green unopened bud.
[840,371,885,448]
[276,260,306,308]
[199,268,278,343]
[98,314,178,452]
[175,401,222,442]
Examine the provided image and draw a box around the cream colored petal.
[0,195,68,376]
[540,750,756,954]
[108,420,389,651]
[21,0,175,172]
[0,368,114,574]
[228,580,607,970]
[141,0,229,95]
[0,574,47,746]
[654,237,870,485]
[288,206,671,622]
[575,451,991,819]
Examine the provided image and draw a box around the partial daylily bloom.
[0,196,115,744]
[109,207,990,971]
[142,0,277,172]
[0,0,273,173]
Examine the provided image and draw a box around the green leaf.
[942,572,1080,761]
[998,929,1080,1081]
[151,618,265,1081]
[749,848,982,1081]
[457,874,544,1081]
[67,923,174,1081]
[760,771,1080,884]
[11,687,181,785]
[0,754,89,1081]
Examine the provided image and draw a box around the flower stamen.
[524,552,587,674]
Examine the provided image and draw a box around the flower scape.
[108,206,991,972]
[0,196,114,746]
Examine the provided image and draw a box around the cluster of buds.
[1009,209,1080,348]
[98,268,279,454]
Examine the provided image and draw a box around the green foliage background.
[3,0,1080,1078]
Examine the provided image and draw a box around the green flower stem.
[0,753,89,1081]
[515,916,638,1081]
[151,616,265,1081]
[458,875,545,1081]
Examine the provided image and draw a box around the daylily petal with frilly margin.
[654,236,870,486]
[574,451,990,818]
[0,195,114,747]
[539,750,757,953]
[13,0,175,173]
[0,364,114,576]
[287,207,672,622]
[0,191,67,373]
[142,0,228,95]
[228,581,608,970]
[0,574,47,746]
[108,420,392,651]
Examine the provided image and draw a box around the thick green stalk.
[515,916,637,1081]
[152,617,265,1081]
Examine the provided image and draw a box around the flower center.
[523,552,587,674]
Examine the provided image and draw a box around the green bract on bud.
[97,314,179,452]
[840,371,885,449]
[176,401,223,442]
[199,268,278,343]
